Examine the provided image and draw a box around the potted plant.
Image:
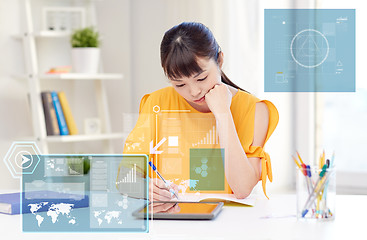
[67,156,91,175]
[70,27,101,74]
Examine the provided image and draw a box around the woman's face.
[169,57,222,108]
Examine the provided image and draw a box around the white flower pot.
[71,48,100,74]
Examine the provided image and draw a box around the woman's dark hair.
[160,22,246,92]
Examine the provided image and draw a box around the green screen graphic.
[190,148,225,191]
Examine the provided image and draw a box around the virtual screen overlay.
[265,9,355,92]
[125,112,228,194]
[20,111,229,232]
[22,154,149,232]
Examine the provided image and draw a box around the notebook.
[174,193,257,206]
[0,191,89,215]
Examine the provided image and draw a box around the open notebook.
[174,193,257,206]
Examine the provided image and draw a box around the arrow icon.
[150,137,167,154]
[22,155,31,165]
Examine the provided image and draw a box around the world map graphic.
[28,202,76,227]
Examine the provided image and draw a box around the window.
[315,0,367,194]
[316,89,367,194]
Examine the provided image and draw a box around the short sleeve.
[118,94,154,184]
[139,94,150,113]
[244,100,279,199]
[123,94,154,155]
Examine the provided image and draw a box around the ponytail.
[220,71,250,94]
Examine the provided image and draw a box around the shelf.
[13,73,124,80]
[45,132,129,143]
[12,31,71,40]
[36,31,72,38]
[40,73,124,80]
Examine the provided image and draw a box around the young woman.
[122,22,279,201]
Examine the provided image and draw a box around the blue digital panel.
[265,9,355,92]
[22,154,148,232]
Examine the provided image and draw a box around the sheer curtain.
[211,0,262,95]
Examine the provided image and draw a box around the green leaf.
[70,27,101,48]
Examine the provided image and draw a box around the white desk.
[0,194,365,240]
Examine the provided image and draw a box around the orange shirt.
[123,87,279,198]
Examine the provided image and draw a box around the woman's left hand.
[204,84,233,116]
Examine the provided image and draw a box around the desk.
[0,194,365,240]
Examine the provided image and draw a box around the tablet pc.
[132,201,224,220]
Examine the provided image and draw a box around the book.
[41,91,60,135]
[46,65,72,74]
[58,91,78,135]
[0,191,89,215]
[175,193,257,206]
[51,91,69,135]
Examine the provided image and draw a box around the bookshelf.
[14,0,127,154]
[13,73,124,81]
[45,133,129,143]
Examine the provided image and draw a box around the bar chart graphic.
[116,160,145,195]
[192,125,219,147]
[116,164,137,184]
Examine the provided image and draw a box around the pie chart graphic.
[290,29,329,68]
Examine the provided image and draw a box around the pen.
[317,151,326,217]
[330,152,335,167]
[296,151,304,165]
[293,154,316,209]
[322,158,332,217]
[303,164,313,194]
[316,154,323,217]
[148,161,179,199]
[292,155,301,169]
[293,155,313,195]
[296,152,313,190]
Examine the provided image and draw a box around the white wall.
[0,0,296,194]
[0,0,30,189]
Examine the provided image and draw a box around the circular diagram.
[153,105,160,113]
[290,29,329,68]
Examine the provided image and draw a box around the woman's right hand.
[149,178,179,201]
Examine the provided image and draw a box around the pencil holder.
[296,165,336,221]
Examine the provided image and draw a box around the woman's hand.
[149,178,179,201]
[204,84,233,116]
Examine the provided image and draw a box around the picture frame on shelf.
[84,118,101,135]
[42,7,86,33]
